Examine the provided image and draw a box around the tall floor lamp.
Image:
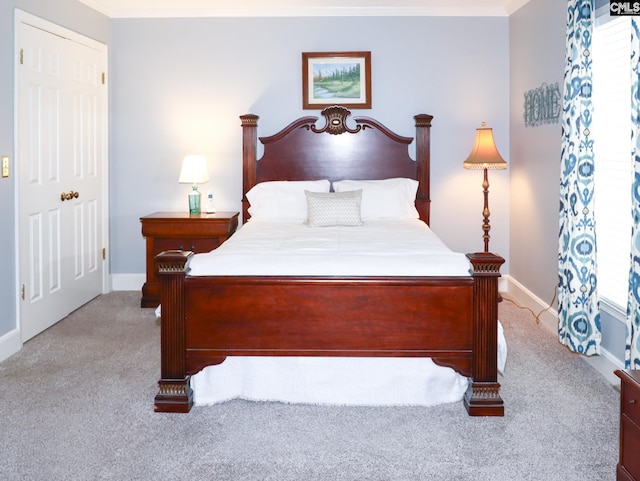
[462,122,507,253]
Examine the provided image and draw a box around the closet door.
[17,14,108,341]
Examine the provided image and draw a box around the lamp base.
[187,188,201,215]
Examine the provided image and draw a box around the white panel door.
[17,16,107,341]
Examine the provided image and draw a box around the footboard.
[154,250,504,416]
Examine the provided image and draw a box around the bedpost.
[414,114,432,225]
[154,250,194,413]
[241,114,259,223]
[464,252,505,416]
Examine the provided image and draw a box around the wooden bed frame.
[154,106,505,416]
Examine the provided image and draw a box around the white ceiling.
[77,0,530,18]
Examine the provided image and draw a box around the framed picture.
[302,51,371,110]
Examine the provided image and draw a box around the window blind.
[592,15,633,311]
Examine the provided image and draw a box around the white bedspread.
[177,219,507,407]
[188,219,472,277]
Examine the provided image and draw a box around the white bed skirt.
[190,323,507,407]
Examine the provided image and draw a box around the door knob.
[60,191,79,201]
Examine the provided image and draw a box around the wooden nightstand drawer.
[616,370,640,481]
[621,415,640,480]
[140,211,239,308]
[154,237,221,254]
[622,382,640,426]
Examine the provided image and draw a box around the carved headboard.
[240,106,433,224]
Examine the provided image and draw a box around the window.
[592,12,633,312]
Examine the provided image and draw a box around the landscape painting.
[302,51,371,109]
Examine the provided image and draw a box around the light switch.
[1,156,8,178]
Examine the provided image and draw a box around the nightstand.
[140,211,239,307]
[616,369,640,481]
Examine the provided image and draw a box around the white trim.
[100,46,111,296]
[498,276,508,294]
[505,275,623,387]
[504,0,529,15]
[584,348,624,385]
[17,10,107,51]
[12,10,21,341]
[76,0,113,16]
[76,0,530,18]
[600,296,627,320]
[0,329,22,363]
[504,275,559,331]
[111,273,145,292]
[109,7,512,18]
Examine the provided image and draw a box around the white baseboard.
[0,329,22,363]
[504,275,559,332]
[111,273,145,291]
[505,275,623,387]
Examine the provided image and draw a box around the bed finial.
[414,114,433,128]
[312,105,361,135]
[240,114,259,127]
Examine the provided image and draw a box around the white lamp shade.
[178,155,210,184]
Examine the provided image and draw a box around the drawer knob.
[631,399,638,405]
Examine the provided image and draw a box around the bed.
[154,106,505,416]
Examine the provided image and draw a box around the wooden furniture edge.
[154,250,194,413]
[240,109,432,225]
[464,251,505,416]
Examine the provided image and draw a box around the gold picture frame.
[302,51,372,110]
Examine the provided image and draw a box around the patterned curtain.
[627,19,640,369]
[558,0,601,356]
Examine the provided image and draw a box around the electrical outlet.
[1,156,8,178]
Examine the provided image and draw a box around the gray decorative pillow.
[305,189,363,227]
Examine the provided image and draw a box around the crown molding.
[77,1,529,19]
[505,0,530,16]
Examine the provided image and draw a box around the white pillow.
[246,180,331,221]
[332,178,420,220]
[305,190,363,227]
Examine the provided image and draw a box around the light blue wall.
[510,0,626,363]
[0,0,109,340]
[509,0,565,303]
[1,0,624,365]
[110,15,511,276]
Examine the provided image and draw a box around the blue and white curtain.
[558,0,601,356]
[627,19,640,368]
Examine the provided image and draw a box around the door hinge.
[19,49,23,65]
[21,284,25,301]
[102,247,106,260]
[101,72,105,85]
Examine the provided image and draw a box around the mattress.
[188,218,472,277]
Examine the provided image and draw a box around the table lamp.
[178,155,209,215]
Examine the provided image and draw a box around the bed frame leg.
[465,252,505,416]
[155,379,193,413]
[154,250,194,413]
[464,382,503,416]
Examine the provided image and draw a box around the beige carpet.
[0,291,621,480]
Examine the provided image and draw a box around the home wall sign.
[523,82,561,127]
